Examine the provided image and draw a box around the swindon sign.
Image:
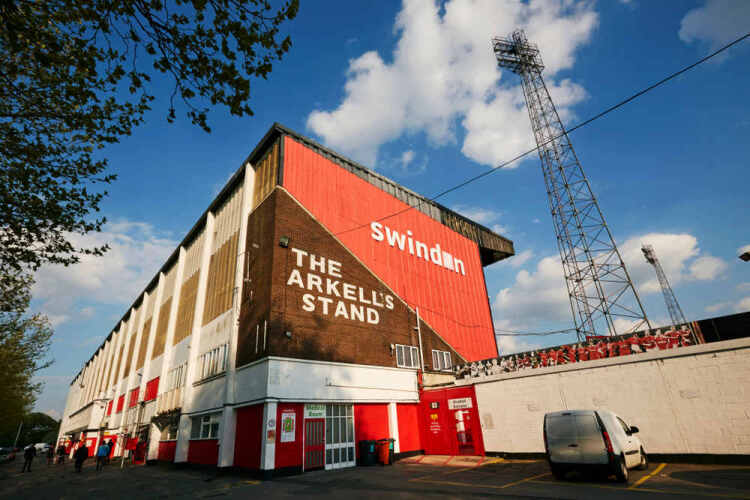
[370,222,466,276]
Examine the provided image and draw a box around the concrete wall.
[473,338,750,456]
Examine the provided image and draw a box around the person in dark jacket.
[46,445,54,465]
[56,444,66,465]
[74,443,88,472]
[21,445,36,472]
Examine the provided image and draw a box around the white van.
[543,409,648,482]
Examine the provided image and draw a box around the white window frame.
[165,362,187,393]
[395,344,419,369]
[190,412,221,440]
[197,343,228,381]
[431,349,452,371]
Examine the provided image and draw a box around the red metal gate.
[304,419,324,471]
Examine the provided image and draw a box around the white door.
[616,417,640,468]
[325,404,356,470]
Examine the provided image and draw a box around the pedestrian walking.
[56,444,66,465]
[74,442,88,473]
[95,441,109,471]
[106,440,113,465]
[21,445,36,473]
[46,445,54,465]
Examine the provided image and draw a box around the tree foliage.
[0,0,299,275]
[0,275,53,443]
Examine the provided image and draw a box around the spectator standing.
[106,440,113,464]
[56,444,66,465]
[74,442,88,473]
[21,445,36,472]
[47,445,54,465]
[95,441,109,471]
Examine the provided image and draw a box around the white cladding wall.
[474,338,750,455]
[233,357,419,405]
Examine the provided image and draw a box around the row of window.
[394,345,452,372]
[197,343,228,381]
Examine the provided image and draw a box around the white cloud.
[32,220,177,326]
[307,0,598,167]
[493,232,726,335]
[44,409,61,420]
[497,248,534,269]
[679,0,750,55]
[452,204,509,234]
[532,218,541,224]
[618,233,727,294]
[688,255,727,281]
[705,301,731,313]
[739,244,750,255]
[400,150,415,167]
[493,255,570,326]
[737,297,750,313]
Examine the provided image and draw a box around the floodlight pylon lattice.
[493,30,651,340]
[641,244,687,327]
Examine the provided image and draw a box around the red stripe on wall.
[234,404,263,470]
[282,136,496,361]
[354,404,389,459]
[187,439,219,465]
[396,403,422,453]
[158,441,177,462]
[275,403,304,469]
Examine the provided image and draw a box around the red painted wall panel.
[144,377,159,401]
[128,387,139,408]
[234,404,263,470]
[419,386,485,456]
[187,439,219,465]
[282,136,496,361]
[106,400,113,416]
[115,394,125,413]
[275,403,304,469]
[354,404,389,458]
[158,441,177,462]
[396,403,422,453]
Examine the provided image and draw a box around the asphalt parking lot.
[1,455,749,499]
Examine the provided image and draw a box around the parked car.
[543,409,648,482]
[0,447,16,463]
[34,443,51,454]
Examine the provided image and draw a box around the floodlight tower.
[641,244,687,327]
[493,30,651,340]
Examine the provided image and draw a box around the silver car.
[543,409,648,482]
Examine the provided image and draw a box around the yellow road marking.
[629,462,666,489]
[531,479,750,499]
[411,471,550,490]
[442,457,505,475]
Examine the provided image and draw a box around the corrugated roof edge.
[71,122,514,383]
[267,123,514,254]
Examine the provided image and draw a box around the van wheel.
[550,464,566,480]
[614,455,629,483]
[636,448,648,470]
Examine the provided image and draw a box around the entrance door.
[454,409,476,455]
[304,419,325,471]
[325,404,355,470]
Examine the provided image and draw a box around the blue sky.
[31,0,750,418]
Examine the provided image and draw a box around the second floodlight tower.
[493,30,650,339]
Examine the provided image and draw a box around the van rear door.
[546,413,608,465]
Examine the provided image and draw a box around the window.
[164,363,186,393]
[115,394,125,413]
[128,387,140,408]
[144,377,160,401]
[431,350,452,371]
[197,343,228,381]
[617,417,631,435]
[190,413,221,440]
[395,344,420,369]
[160,424,178,441]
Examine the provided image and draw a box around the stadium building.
[57,124,514,475]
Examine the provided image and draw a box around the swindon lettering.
[286,247,394,325]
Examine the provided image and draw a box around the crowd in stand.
[456,327,697,379]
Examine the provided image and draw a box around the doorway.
[304,419,324,471]
[324,404,355,470]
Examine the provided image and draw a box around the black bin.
[358,440,377,466]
